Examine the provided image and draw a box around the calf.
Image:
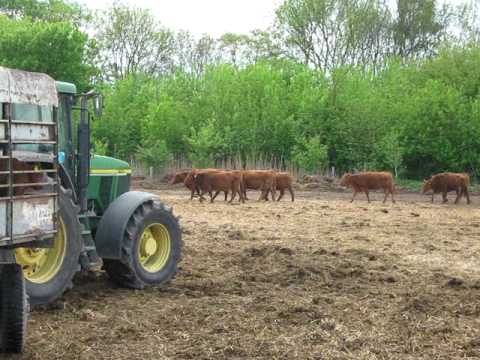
[193,171,244,203]
[242,170,277,201]
[169,170,191,185]
[170,170,201,199]
[340,171,396,203]
[0,159,45,196]
[263,172,295,202]
[274,172,294,202]
[182,169,228,200]
[422,172,470,204]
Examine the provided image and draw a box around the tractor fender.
[94,191,159,259]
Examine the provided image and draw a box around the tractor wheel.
[103,201,182,289]
[15,187,82,306]
[0,264,28,353]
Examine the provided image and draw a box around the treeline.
[94,49,480,178]
[1,0,480,178]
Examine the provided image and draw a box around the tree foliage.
[0,15,94,90]
[1,0,479,179]
[95,45,480,177]
[94,3,175,80]
[292,137,328,173]
[0,0,87,24]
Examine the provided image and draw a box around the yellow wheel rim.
[138,223,171,273]
[15,218,67,284]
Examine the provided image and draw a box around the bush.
[292,137,328,173]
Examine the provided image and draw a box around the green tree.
[392,0,451,58]
[377,131,404,177]
[185,120,225,168]
[93,75,156,159]
[0,0,87,24]
[276,0,392,71]
[136,140,172,169]
[94,3,175,80]
[292,136,328,173]
[0,15,95,90]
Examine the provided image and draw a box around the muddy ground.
[10,187,480,360]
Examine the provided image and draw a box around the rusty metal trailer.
[0,67,60,352]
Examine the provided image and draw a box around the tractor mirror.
[93,95,103,117]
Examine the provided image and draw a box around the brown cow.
[180,169,228,201]
[422,172,470,204]
[0,159,45,196]
[169,170,191,185]
[170,170,200,199]
[263,172,295,202]
[193,171,244,203]
[242,170,277,201]
[340,172,396,203]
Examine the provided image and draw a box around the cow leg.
[454,188,461,204]
[198,190,206,202]
[258,189,266,201]
[365,190,371,203]
[270,186,277,202]
[350,190,357,203]
[288,186,295,202]
[231,182,244,204]
[383,189,388,203]
[277,189,285,201]
[190,186,196,200]
[263,189,270,201]
[465,187,471,204]
[442,192,448,203]
[233,185,244,204]
[431,194,434,203]
[211,191,221,201]
[391,189,396,204]
[225,191,229,201]
[230,188,237,202]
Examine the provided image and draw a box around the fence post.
[149,166,154,179]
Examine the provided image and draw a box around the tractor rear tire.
[0,264,28,353]
[103,200,182,289]
[16,187,82,306]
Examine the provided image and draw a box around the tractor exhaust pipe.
[77,91,95,212]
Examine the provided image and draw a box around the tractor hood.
[90,155,131,175]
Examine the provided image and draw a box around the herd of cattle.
[340,171,471,204]
[170,169,295,203]
[170,168,473,205]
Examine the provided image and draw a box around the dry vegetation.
[8,186,480,360]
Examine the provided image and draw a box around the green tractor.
[0,67,182,352]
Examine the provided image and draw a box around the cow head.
[422,179,432,194]
[170,171,191,185]
[339,173,352,187]
[183,171,196,187]
[168,173,179,185]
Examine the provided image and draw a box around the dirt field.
[10,186,480,360]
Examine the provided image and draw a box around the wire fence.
[130,156,336,181]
